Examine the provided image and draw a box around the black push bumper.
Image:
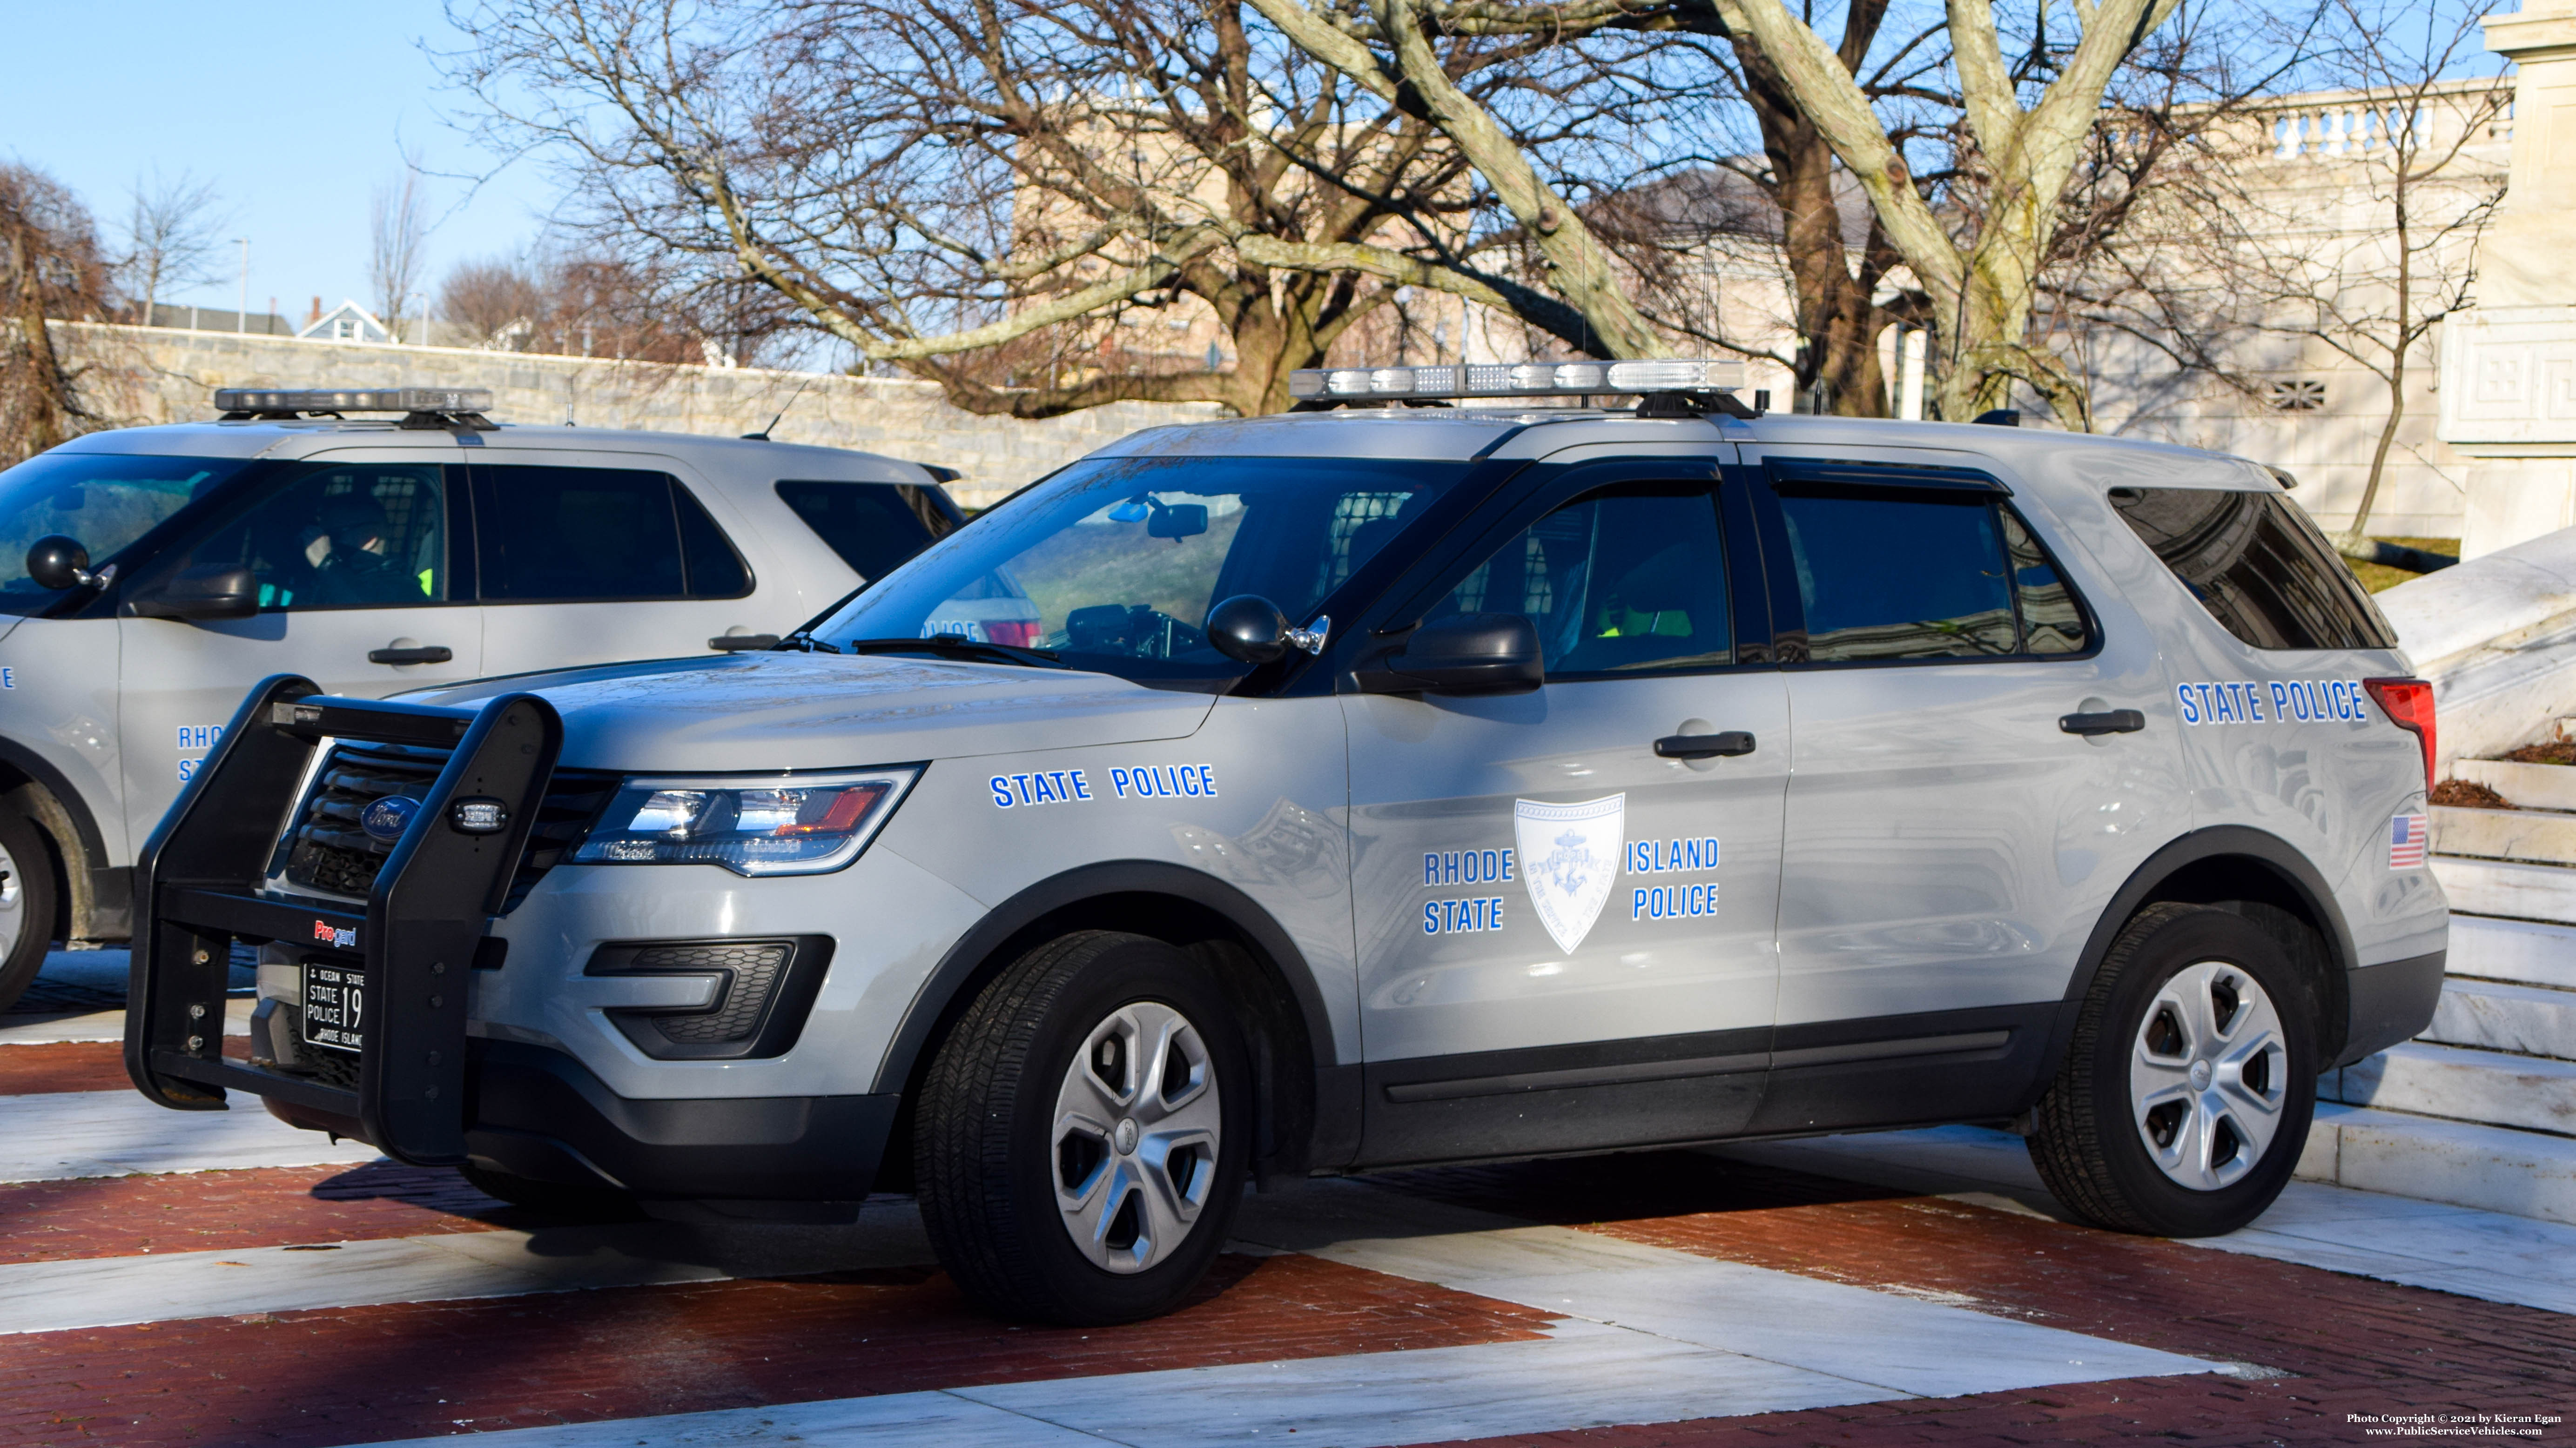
[126,674,562,1166]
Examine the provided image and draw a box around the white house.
[298,300,396,346]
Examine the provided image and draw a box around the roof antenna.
[742,376,813,441]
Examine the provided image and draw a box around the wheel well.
[2126,854,2348,1063]
[876,890,1319,1194]
[0,771,74,945]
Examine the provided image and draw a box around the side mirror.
[129,565,259,621]
[1355,612,1544,695]
[1208,595,1290,664]
[1147,503,1209,539]
[25,535,94,591]
[1206,595,1332,666]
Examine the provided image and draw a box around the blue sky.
[0,1,554,322]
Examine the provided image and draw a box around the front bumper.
[465,1040,896,1202]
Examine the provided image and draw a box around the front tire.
[915,931,1250,1325]
[0,804,59,1014]
[2028,902,2317,1237]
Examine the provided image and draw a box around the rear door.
[1343,456,1789,1165]
[1741,446,2182,1132]
[115,450,482,843]
[467,456,763,675]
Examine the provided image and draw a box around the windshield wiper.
[776,630,840,653]
[841,636,1064,668]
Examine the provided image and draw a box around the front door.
[116,452,483,844]
[1344,460,1788,1166]
[1742,446,2183,1133]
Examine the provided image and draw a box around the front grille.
[628,942,790,1044]
[304,1046,361,1089]
[277,742,619,911]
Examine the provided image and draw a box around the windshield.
[0,451,255,615]
[808,454,1475,684]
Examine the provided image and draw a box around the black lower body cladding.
[461,1039,898,1202]
[2339,951,2446,1068]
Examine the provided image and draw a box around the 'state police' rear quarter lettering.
[2177,678,2369,725]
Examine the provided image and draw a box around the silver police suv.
[127,362,2447,1326]
[0,387,963,1008]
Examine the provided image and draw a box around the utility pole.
[235,238,249,334]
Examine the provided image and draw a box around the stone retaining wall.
[54,322,1224,508]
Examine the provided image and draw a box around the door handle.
[1655,731,1756,759]
[2059,709,2146,736]
[368,645,453,665]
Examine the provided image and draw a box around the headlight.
[570,767,921,876]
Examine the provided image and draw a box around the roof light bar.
[213,387,496,415]
[1287,358,1744,402]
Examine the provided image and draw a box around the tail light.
[2364,677,2436,793]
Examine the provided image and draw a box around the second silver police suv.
[0,386,963,1010]
[128,360,2447,1326]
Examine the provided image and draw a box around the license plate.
[302,963,364,1053]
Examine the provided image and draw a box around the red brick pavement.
[0,1162,511,1266]
[1372,1152,2576,1445]
[6,1252,1557,1448]
[0,1039,246,1096]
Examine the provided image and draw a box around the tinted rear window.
[774,480,956,581]
[474,465,749,601]
[2110,488,2396,650]
[1775,485,2092,662]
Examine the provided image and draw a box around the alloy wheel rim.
[2129,959,2289,1192]
[1051,999,1222,1274]
[0,837,22,957]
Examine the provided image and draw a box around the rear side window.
[474,466,751,602]
[2109,487,2396,650]
[774,480,957,581]
[1774,484,2092,662]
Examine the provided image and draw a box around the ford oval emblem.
[361,794,421,843]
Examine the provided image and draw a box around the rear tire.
[915,930,1250,1325]
[0,804,59,1014]
[2028,902,2317,1237]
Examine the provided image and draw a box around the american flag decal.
[2389,812,2429,869]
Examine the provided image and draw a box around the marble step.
[2448,915,2576,991]
[2455,758,2576,812]
[2433,857,2576,925]
[2299,1102,2576,1226]
[2433,804,2576,865]
[2421,977,2576,1060]
[2325,1040,2576,1136]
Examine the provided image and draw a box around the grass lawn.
[2347,536,2460,593]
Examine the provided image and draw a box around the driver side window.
[1429,483,1732,677]
[164,463,453,611]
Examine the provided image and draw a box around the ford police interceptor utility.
[125,360,2447,1326]
[0,387,964,1010]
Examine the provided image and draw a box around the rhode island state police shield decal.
[1513,794,1625,954]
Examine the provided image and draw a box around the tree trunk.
[2342,158,2418,553]
[1725,0,1899,416]
[1736,31,1891,416]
